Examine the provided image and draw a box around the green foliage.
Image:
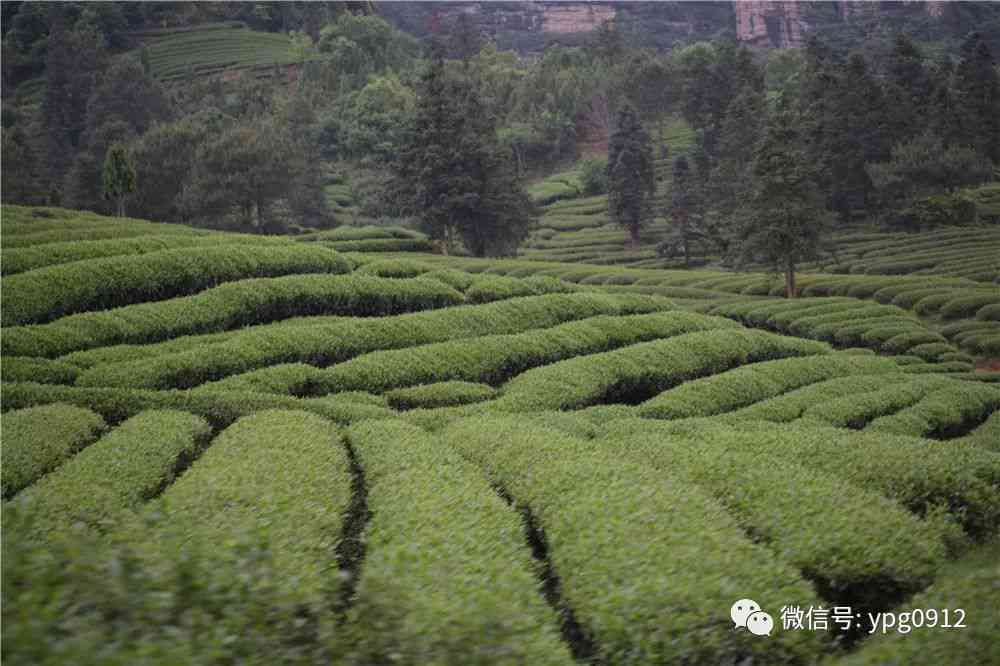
[10,410,211,537]
[384,382,497,410]
[2,243,350,327]
[496,328,828,412]
[100,143,136,217]
[69,293,671,391]
[7,273,461,359]
[607,104,655,247]
[345,420,573,664]
[1,404,106,498]
[638,354,902,419]
[442,417,827,665]
[578,156,608,195]
[0,357,80,385]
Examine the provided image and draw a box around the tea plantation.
[2,205,999,665]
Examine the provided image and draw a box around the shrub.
[117,410,353,612]
[344,421,573,664]
[579,156,609,195]
[1,234,272,276]
[6,275,463,358]
[418,269,476,291]
[11,410,211,537]
[955,411,1000,452]
[0,357,79,384]
[495,328,829,412]
[465,274,578,304]
[1,382,395,430]
[867,383,1000,439]
[799,375,957,430]
[384,382,497,410]
[356,258,437,278]
[598,423,948,609]
[638,355,902,420]
[976,303,1000,321]
[441,417,827,665]
[1,404,106,498]
[605,417,1000,538]
[308,311,737,396]
[836,541,1000,666]
[61,293,675,391]
[2,244,352,326]
[909,342,959,362]
[939,293,1000,320]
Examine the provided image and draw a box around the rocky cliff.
[378,1,1000,53]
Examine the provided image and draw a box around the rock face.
[378,1,986,54]
[734,1,804,48]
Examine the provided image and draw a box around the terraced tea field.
[2,204,998,665]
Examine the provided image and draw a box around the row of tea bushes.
[601,418,1000,539]
[1,404,106,499]
[1,233,282,275]
[866,382,1000,439]
[597,425,949,609]
[345,420,574,664]
[73,293,672,390]
[441,417,828,664]
[5,274,463,358]
[638,354,904,419]
[1,382,395,430]
[2,244,352,326]
[494,329,830,412]
[9,410,211,538]
[383,381,497,410]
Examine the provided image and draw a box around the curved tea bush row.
[296,225,425,242]
[383,382,497,410]
[355,258,437,278]
[6,274,462,358]
[1,404,106,499]
[867,382,1000,439]
[2,244,352,326]
[495,328,829,412]
[1,234,281,275]
[466,274,582,304]
[0,219,206,248]
[345,421,573,664]
[243,311,736,398]
[723,374,919,422]
[603,418,1000,538]
[835,541,1000,666]
[800,376,959,429]
[10,410,211,538]
[639,354,903,420]
[954,410,1000,452]
[441,417,827,664]
[117,411,352,610]
[74,293,672,390]
[599,426,948,607]
[1,356,80,384]
[2,382,395,430]
[316,238,433,253]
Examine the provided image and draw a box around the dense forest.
[2,2,998,276]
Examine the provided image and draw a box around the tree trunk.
[683,236,690,268]
[628,224,640,251]
[785,259,797,299]
[116,196,125,218]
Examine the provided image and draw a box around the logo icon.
[731,599,774,637]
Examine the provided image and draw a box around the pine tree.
[607,103,655,249]
[884,34,933,145]
[737,99,832,299]
[659,155,716,267]
[101,143,136,218]
[953,32,1000,163]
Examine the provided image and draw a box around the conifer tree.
[607,103,655,249]
[101,143,136,218]
[737,99,832,298]
[953,32,1000,163]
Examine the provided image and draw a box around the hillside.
[3,205,999,664]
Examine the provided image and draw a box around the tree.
[396,42,534,256]
[607,103,655,249]
[185,118,299,233]
[884,34,933,146]
[736,100,832,299]
[101,143,136,217]
[659,155,717,267]
[952,32,1000,163]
